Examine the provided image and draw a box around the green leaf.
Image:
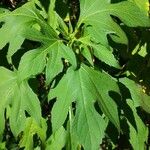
[46,42,77,85]
[81,45,94,66]
[0,1,43,62]
[81,65,120,130]
[78,0,127,45]
[120,78,150,113]
[47,0,58,29]
[46,48,63,85]
[128,0,149,15]
[9,81,42,136]
[93,44,120,68]
[0,67,42,137]
[49,64,120,149]
[109,1,150,27]
[60,44,77,69]
[66,108,80,150]
[18,23,59,81]
[19,24,76,81]
[78,0,150,47]
[79,36,119,68]
[19,117,47,150]
[18,48,47,81]
[48,69,74,132]
[21,21,58,44]
[127,100,148,150]
[46,126,67,150]
[72,65,119,149]
[0,142,5,149]
[138,44,147,57]
[0,67,17,138]
[84,19,128,46]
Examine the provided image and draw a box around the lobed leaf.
[0,1,43,62]
[0,67,43,137]
[0,67,17,139]
[49,64,120,149]
[127,99,148,150]
[120,78,150,113]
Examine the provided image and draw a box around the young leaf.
[19,117,47,150]
[79,36,120,68]
[46,126,67,150]
[93,44,120,68]
[81,45,94,66]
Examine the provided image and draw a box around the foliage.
[0,0,150,149]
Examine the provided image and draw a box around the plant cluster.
[0,0,150,149]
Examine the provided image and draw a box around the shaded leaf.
[78,0,150,47]
[93,44,120,68]
[120,78,150,113]
[127,99,148,150]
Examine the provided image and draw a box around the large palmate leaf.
[78,0,150,46]
[79,65,120,130]
[0,67,42,137]
[9,80,42,136]
[18,20,77,81]
[16,3,75,79]
[120,78,150,113]
[49,64,120,149]
[0,1,44,62]
[18,41,77,81]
